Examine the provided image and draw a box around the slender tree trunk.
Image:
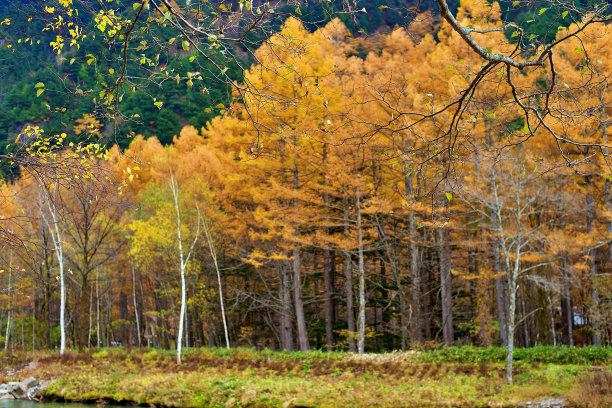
[292,146,310,351]
[88,286,93,348]
[45,261,51,349]
[519,288,530,347]
[323,249,335,351]
[343,195,356,352]
[176,218,187,360]
[132,264,142,347]
[42,192,66,355]
[4,251,12,350]
[409,213,422,345]
[322,144,335,350]
[406,171,422,345]
[589,249,601,346]
[356,187,366,354]
[422,237,432,340]
[96,266,101,348]
[79,275,89,350]
[547,292,556,346]
[585,175,602,346]
[506,261,517,383]
[279,264,293,351]
[203,219,230,348]
[293,249,310,351]
[437,227,453,345]
[492,210,507,347]
[169,174,200,364]
[504,198,522,384]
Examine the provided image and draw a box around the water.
[1,402,123,408]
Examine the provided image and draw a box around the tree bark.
[492,209,508,347]
[4,251,12,350]
[356,186,366,354]
[343,194,356,352]
[169,173,200,364]
[279,263,294,351]
[203,218,230,348]
[437,227,454,345]
[41,191,66,355]
[131,264,141,347]
[292,143,310,351]
[323,249,335,351]
[405,171,422,346]
[322,144,335,350]
[292,248,310,351]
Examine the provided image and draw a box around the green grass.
[1,347,610,407]
[419,345,612,365]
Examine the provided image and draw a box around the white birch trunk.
[203,218,230,348]
[169,173,200,364]
[41,192,66,355]
[356,186,366,354]
[132,263,141,347]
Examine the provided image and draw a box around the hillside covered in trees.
[0,0,583,158]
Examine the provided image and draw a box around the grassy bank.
[1,347,611,408]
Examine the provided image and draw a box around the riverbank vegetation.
[0,347,610,407]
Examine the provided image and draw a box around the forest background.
[0,0,610,386]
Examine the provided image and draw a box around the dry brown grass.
[567,368,612,408]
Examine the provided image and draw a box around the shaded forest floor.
[1,347,611,407]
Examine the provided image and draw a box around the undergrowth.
[1,347,609,407]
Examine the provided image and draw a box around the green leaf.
[445,192,453,201]
[154,101,163,109]
[562,10,569,18]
